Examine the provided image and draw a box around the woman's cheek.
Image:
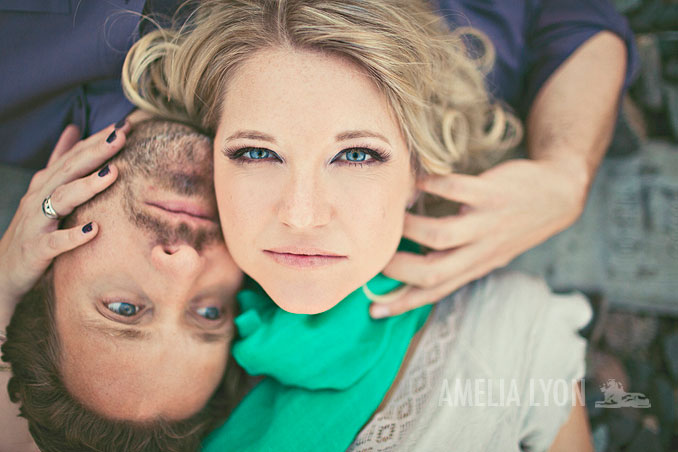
[350,188,404,267]
[215,169,257,261]
[222,184,258,234]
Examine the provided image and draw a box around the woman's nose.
[277,173,331,230]
[150,243,202,279]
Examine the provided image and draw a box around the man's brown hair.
[1,272,245,451]
[2,119,247,451]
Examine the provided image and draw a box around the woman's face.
[214,47,415,314]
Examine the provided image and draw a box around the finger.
[369,285,417,318]
[372,247,498,318]
[401,211,492,251]
[46,124,127,190]
[370,276,465,318]
[34,222,99,264]
[62,118,131,151]
[382,251,456,287]
[417,173,490,206]
[47,164,118,219]
[125,109,152,126]
[48,125,81,167]
[382,241,495,289]
[113,117,133,134]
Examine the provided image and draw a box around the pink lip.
[145,200,216,225]
[264,248,347,269]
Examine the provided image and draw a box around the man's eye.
[106,302,140,317]
[196,306,222,320]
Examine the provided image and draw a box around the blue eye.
[106,302,139,317]
[225,147,281,164]
[246,148,271,160]
[197,306,221,320]
[332,147,388,166]
[343,149,368,162]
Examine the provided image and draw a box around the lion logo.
[594,379,651,408]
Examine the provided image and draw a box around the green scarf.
[203,251,431,451]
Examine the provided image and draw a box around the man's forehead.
[58,320,228,421]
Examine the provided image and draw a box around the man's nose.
[150,243,202,280]
[276,171,332,230]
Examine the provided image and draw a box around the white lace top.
[348,270,592,452]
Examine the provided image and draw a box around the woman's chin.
[262,284,350,315]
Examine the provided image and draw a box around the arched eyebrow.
[82,322,230,343]
[82,322,151,341]
[222,129,391,146]
[225,130,277,144]
[196,331,233,343]
[335,130,391,145]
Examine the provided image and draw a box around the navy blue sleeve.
[0,0,182,169]
[524,0,639,114]
[0,1,144,169]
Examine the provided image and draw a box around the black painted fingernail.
[106,130,117,143]
[98,165,110,177]
[115,118,127,129]
[82,222,93,233]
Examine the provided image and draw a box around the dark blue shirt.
[433,0,639,115]
[1,0,638,169]
[0,1,149,168]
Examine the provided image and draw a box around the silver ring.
[42,194,60,220]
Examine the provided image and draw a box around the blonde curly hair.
[122,0,521,175]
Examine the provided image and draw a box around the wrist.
[534,152,594,195]
[0,267,22,324]
[0,264,15,297]
[0,301,15,333]
[531,155,593,224]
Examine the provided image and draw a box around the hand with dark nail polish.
[1,123,120,303]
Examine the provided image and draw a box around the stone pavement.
[508,140,678,315]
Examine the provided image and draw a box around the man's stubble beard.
[85,131,222,252]
[122,181,221,253]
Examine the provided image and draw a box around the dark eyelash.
[222,146,282,163]
[105,301,142,313]
[98,300,147,324]
[221,144,392,164]
[332,145,391,164]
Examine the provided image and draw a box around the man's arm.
[527,30,628,214]
[373,30,628,317]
